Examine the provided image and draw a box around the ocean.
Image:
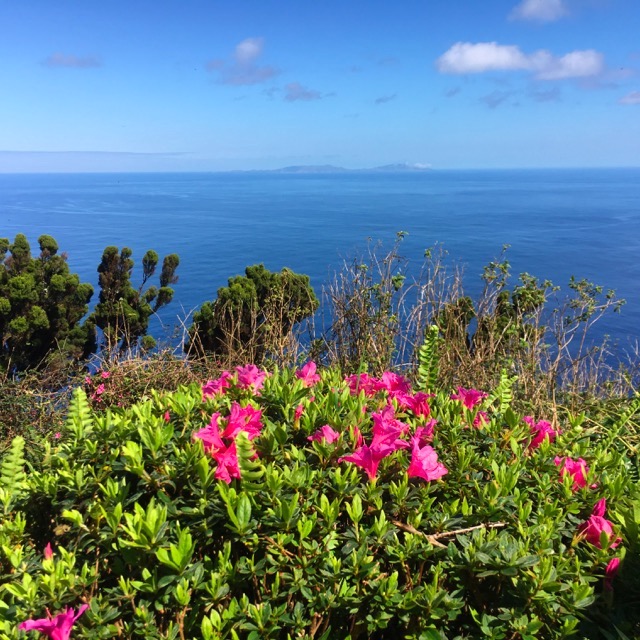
[1,169,639,354]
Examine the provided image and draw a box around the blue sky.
[0,0,638,171]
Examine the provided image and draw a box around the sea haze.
[1,169,638,353]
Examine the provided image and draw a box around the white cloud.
[234,38,264,65]
[206,37,278,86]
[436,42,604,80]
[619,91,640,105]
[536,50,604,79]
[510,0,568,22]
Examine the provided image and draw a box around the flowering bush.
[0,363,638,638]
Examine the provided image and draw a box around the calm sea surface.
[1,169,639,352]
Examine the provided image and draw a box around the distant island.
[232,162,432,174]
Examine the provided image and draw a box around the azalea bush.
[1,362,639,638]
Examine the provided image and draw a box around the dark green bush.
[186,264,319,365]
[0,234,94,372]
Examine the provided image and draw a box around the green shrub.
[0,362,638,638]
[186,264,319,366]
[91,247,180,354]
[0,234,94,372]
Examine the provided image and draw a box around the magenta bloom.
[370,405,410,456]
[472,411,489,428]
[295,361,321,387]
[220,403,263,441]
[235,364,267,392]
[525,416,559,449]
[451,387,487,410]
[554,456,589,491]
[404,392,433,418]
[193,413,226,454]
[213,441,241,484]
[19,604,88,640]
[339,445,384,481]
[379,371,412,398]
[43,543,54,560]
[413,420,437,446]
[605,557,621,591]
[100,371,110,379]
[407,438,448,482]
[202,371,232,400]
[294,404,305,422]
[308,425,340,444]
[578,499,621,549]
[345,373,382,397]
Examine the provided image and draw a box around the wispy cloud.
[284,82,323,102]
[530,86,562,101]
[437,42,604,80]
[480,90,515,108]
[374,93,397,105]
[509,0,568,22]
[444,87,461,98]
[43,53,101,68]
[206,37,278,86]
[619,91,640,105]
[377,56,400,67]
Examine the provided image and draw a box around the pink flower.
[213,441,241,484]
[202,371,232,400]
[404,392,433,418]
[413,420,437,446]
[294,404,305,422]
[525,416,559,450]
[577,499,621,549]
[84,376,91,385]
[19,604,89,640]
[100,371,110,379]
[345,373,382,397]
[339,445,384,481]
[295,361,321,387]
[53,432,62,440]
[370,406,410,456]
[193,413,226,454]
[235,364,268,392]
[605,557,621,591]
[220,403,263,441]
[407,438,448,482]
[379,371,412,399]
[554,456,589,491]
[450,387,487,410]
[308,425,341,444]
[43,543,54,560]
[94,384,105,396]
[472,411,489,428]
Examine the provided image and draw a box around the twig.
[392,520,507,548]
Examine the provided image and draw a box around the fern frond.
[417,325,442,393]
[65,387,94,438]
[0,436,27,512]
[487,370,518,414]
[235,431,264,491]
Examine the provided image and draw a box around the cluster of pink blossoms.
[523,415,622,585]
[202,364,269,400]
[194,402,263,483]
[338,373,447,483]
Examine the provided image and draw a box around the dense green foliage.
[186,264,319,363]
[91,246,180,352]
[0,364,638,638]
[0,234,94,372]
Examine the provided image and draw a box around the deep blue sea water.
[1,169,639,353]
